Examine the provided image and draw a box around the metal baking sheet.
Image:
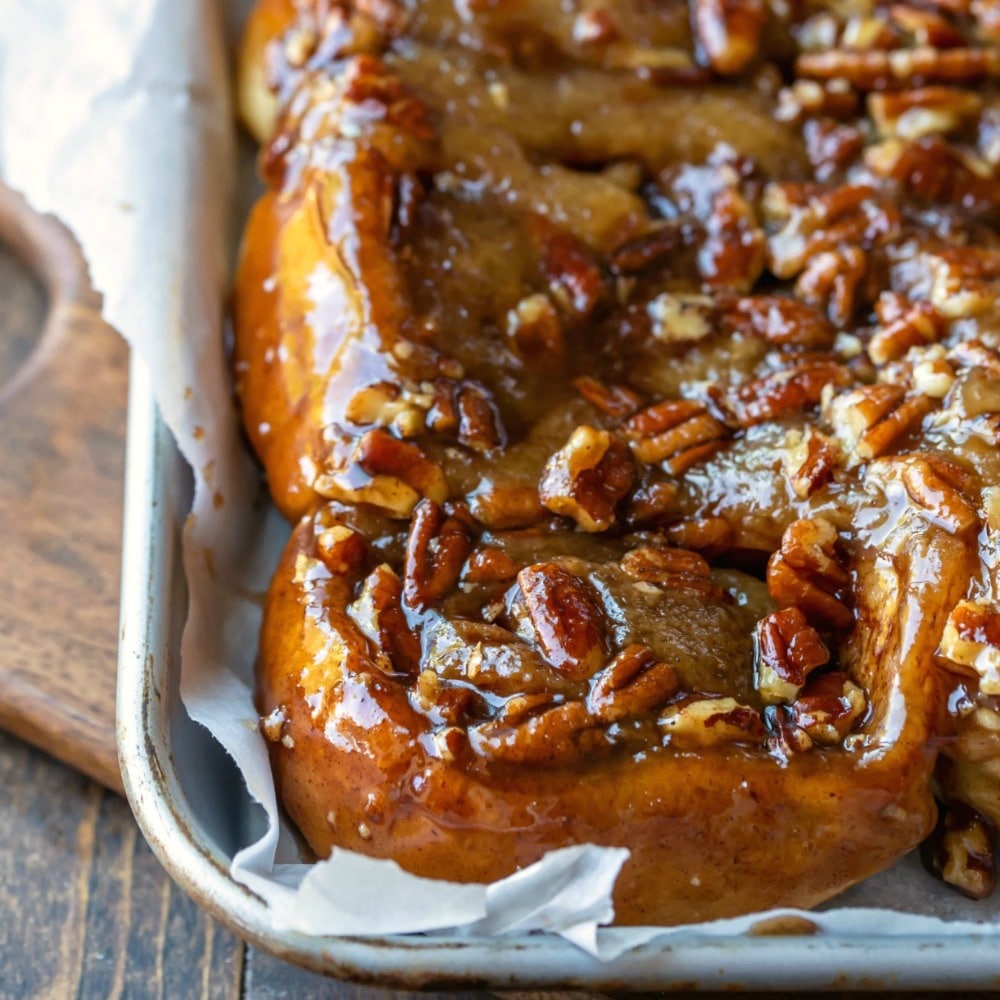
[116,351,1000,990]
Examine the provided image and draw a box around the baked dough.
[234,0,1000,922]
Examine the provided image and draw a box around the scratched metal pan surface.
[116,355,1000,990]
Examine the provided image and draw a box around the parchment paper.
[2,0,999,962]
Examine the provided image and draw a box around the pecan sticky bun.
[233,0,1000,925]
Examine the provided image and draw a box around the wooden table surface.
[0,197,992,999]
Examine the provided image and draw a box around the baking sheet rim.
[115,352,1000,990]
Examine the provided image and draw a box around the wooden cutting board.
[0,182,125,793]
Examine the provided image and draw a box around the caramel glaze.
[235,0,1000,923]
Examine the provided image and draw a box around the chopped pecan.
[795,248,868,329]
[528,216,607,320]
[722,295,835,350]
[403,500,472,608]
[900,345,957,399]
[572,8,618,45]
[660,697,765,748]
[699,188,766,292]
[621,546,723,599]
[789,671,867,745]
[803,119,866,179]
[665,515,733,553]
[754,608,830,705]
[926,801,997,901]
[868,301,947,366]
[473,697,603,766]
[824,384,935,466]
[573,376,643,419]
[775,79,860,124]
[869,87,984,140]
[940,599,1000,694]
[725,356,851,428]
[692,0,765,75]
[764,183,901,279]
[517,563,608,679]
[319,429,448,518]
[949,339,1000,379]
[347,564,422,674]
[767,517,854,631]
[784,426,841,499]
[625,480,680,526]
[922,247,1000,319]
[587,645,680,723]
[647,293,715,344]
[609,221,690,274]
[624,400,729,473]
[795,46,1000,91]
[345,380,431,438]
[469,483,546,530]
[463,546,522,584]
[413,670,484,728]
[539,426,635,532]
[505,293,564,370]
[315,523,368,576]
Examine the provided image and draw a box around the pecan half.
[539,426,635,532]
[529,216,607,319]
[517,563,608,679]
[895,454,979,534]
[940,599,1000,695]
[869,87,984,140]
[866,139,1000,217]
[587,645,680,723]
[624,400,729,474]
[347,564,422,674]
[923,247,1000,319]
[721,295,836,350]
[426,379,505,452]
[767,517,854,631]
[473,698,604,766]
[796,47,1000,91]
[926,801,997,901]
[824,384,935,467]
[725,356,851,428]
[660,697,765,748]
[463,546,522,584]
[754,608,831,706]
[621,546,724,599]
[573,376,643,419]
[692,0,765,75]
[403,500,473,609]
[665,515,734,553]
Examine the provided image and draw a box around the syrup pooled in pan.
[233,0,1000,923]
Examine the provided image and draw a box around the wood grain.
[0,183,124,793]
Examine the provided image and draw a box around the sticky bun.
[233,0,1000,924]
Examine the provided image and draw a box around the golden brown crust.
[235,0,1000,924]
